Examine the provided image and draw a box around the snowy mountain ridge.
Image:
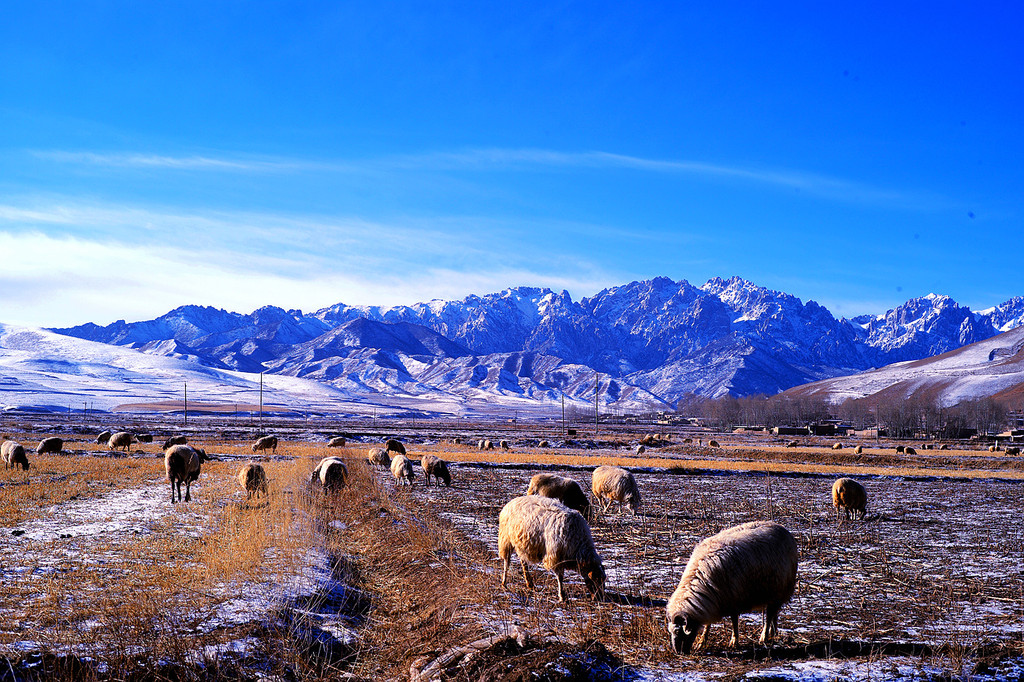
[44,276,1024,408]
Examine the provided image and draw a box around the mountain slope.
[782,326,1024,406]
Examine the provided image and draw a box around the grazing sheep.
[500,440,510,450]
[1006,446,1021,455]
[939,444,950,450]
[708,440,721,448]
[252,435,278,453]
[538,440,550,448]
[635,444,646,455]
[109,431,134,452]
[683,438,693,444]
[390,453,415,485]
[854,444,864,454]
[478,439,486,450]
[666,521,798,655]
[35,437,63,455]
[484,440,494,450]
[832,477,867,520]
[238,462,268,499]
[96,430,112,445]
[498,495,605,602]
[988,445,998,452]
[527,473,591,519]
[832,442,843,450]
[163,435,187,450]
[164,445,210,504]
[1,440,29,471]
[785,440,798,448]
[311,456,348,493]
[640,433,657,446]
[367,447,391,469]
[904,446,918,455]
[136,433,154,443]
[895,445,905,454]
[421,454,452,487]
[385,438,406,455]
[328,436,347,448]
[591,465,641,515]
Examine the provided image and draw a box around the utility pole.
[184,381,188,425]
[259,372,264,436]
[561,391,565,438]
[594,372,601,437]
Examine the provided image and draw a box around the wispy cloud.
[0,200,626,326]
[29,146,940,207]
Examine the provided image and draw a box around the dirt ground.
[394,457,1024,679]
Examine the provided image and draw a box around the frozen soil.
[402,461,1024,680]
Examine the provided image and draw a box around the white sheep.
[666,521,798,654]
[591,465,641,514]
[96,430,112,445]
[327,436,347,448]
[390,453,415,485]
[109,431,134,453]
[854,444,864,454]
[164,444,211,504]
[311,456,348,493]
[367,447,391,469]
[527,473,591,519]
[238,462,268,499]
[832,477,867,520]
[832,442,843,450]
[635,444,646,455]
[421,454,452,487]
[500,440,510,450]
[1,440,29,471]
[498,495,605,602]
[252,435,278,453]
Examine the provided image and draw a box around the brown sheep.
[421,454,452,487]
[591,465,641,515]
[832,442,843,450]
[238,462,268,499]
[35,437,63,455]
[163,435,188,450]
[708,440,721,448]
[311,456,348,493]
[527,473,591,519]
[252,435,278,453]
[165,445,210,504]
[854,444,864,454]
[109,431,134,452]
[327,436,347,448]
[904,446,918,455]
[385,438,406,455]
[367,447,391,469]
[832,477,867,520]
[96,430,112,445]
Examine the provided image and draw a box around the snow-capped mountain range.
[37,276,1024,413]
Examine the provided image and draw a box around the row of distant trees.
[673,392,1018,438]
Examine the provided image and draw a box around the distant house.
[809,420,854,437]
[773,426,811,436]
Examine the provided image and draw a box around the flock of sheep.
[2,429,876,655]
[354,439,872,655]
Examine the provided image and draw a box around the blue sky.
[0,2,1021,326]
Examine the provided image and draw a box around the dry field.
[0,429,1022,681]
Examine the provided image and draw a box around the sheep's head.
[626,493,641,515]
[668,614,700,654]
[195,448,210,462]
[581,561,606,600]
[439,467,451,487]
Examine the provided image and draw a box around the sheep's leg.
[554,567,567,602]
[170,479,177,504]
[694,624,709,651]
[728,614,740,647]
[520,560,534,589]
[761,604,780,643]
[184,482,191,502]
[499,540,511,586]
